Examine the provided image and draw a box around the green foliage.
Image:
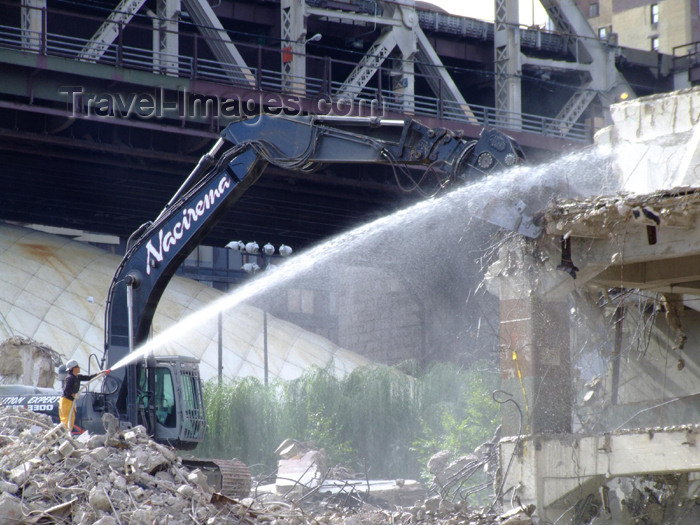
[196,377,283,472]
[193,362,500,483]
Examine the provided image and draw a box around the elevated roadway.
[0,0,678,250]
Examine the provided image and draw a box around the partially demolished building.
[489,87,700,522]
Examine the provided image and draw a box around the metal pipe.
[218,312,223,385]
[312,116,405,126]
[163,137,226,211]
[126,278,135,355]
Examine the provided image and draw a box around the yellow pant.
[58,397,76,432]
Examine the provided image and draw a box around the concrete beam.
[500,425,700,519]
[593,255,700,290]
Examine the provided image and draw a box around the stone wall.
[335,265,424,365]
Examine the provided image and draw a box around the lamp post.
[225,240,293,385]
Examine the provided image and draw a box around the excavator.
[0,114,525,497]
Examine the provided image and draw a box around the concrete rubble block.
[188,468,213,495]
[275,438,309,459]
[153,442,178,463]
[427,450,451,474]
[0,492,25,525]
[58,439,75,456]
[123,430,139,443]
[86,434,105,449]
[9,460,33,486]
[47,449,63,464]
[75,431,92,445]
[131,507,156,525]
[88,486,113,512]
[155,470,175,484]
[499,505,536,525]
[20,425,43,441]
[276,449,327,495]
[0,479,19,494]
[126,447,170,474]
[165,494,188,514]
[92,517,118,525]
[123,425,149,443]
[435,454,477,487]
[110,472,127,492]
[177,484,195,498]
[89,446,111,463]
[130,486,145,500]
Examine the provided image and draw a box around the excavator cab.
[69,356,205,450]
[103,356,207,449]
[138,355,207,450]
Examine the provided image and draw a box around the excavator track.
[182,457,252,499]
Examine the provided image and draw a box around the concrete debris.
[542,187,700,238]
[1,407,532,525]
[275,439,328,496]
[0,336,63,387]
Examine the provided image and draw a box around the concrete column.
[499,295,572,437]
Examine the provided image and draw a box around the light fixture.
[619,91,629,101]
[245,241,260,254]
[225,240,245,251]
[241,262,260,274]
[263,243,275,256]
[304,33,322,44]
[278,244,293,257]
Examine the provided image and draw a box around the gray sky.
[428,0,548,26]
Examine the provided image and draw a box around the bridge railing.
[0,2,593,142]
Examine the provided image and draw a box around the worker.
[59,360,109,431]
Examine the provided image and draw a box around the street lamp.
[225,241,293,385]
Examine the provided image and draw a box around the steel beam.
[332,3,417,113]
[494,0,522,130]
[415,27,476,123]
[335,29,397,101]
[21,0,45,52]
[77,0,147,62]
[535,0,634,131]
[182,0,255,87]
[280,0,307,95]
[155,0,181,76]
[306,7,402,27]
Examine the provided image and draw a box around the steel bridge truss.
[5,0,612,143]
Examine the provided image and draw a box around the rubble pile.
[0,407,273,524]
[0,407,535,524]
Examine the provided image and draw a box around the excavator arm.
[102,114,525,441]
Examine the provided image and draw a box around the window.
[651,36,659,51]
[651,3,659,26]
[598,27,607,39]
[153,368,176,428]
[589,2,599,17]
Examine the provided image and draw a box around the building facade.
[576,0,700,54]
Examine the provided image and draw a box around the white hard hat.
[66,359,79,370]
